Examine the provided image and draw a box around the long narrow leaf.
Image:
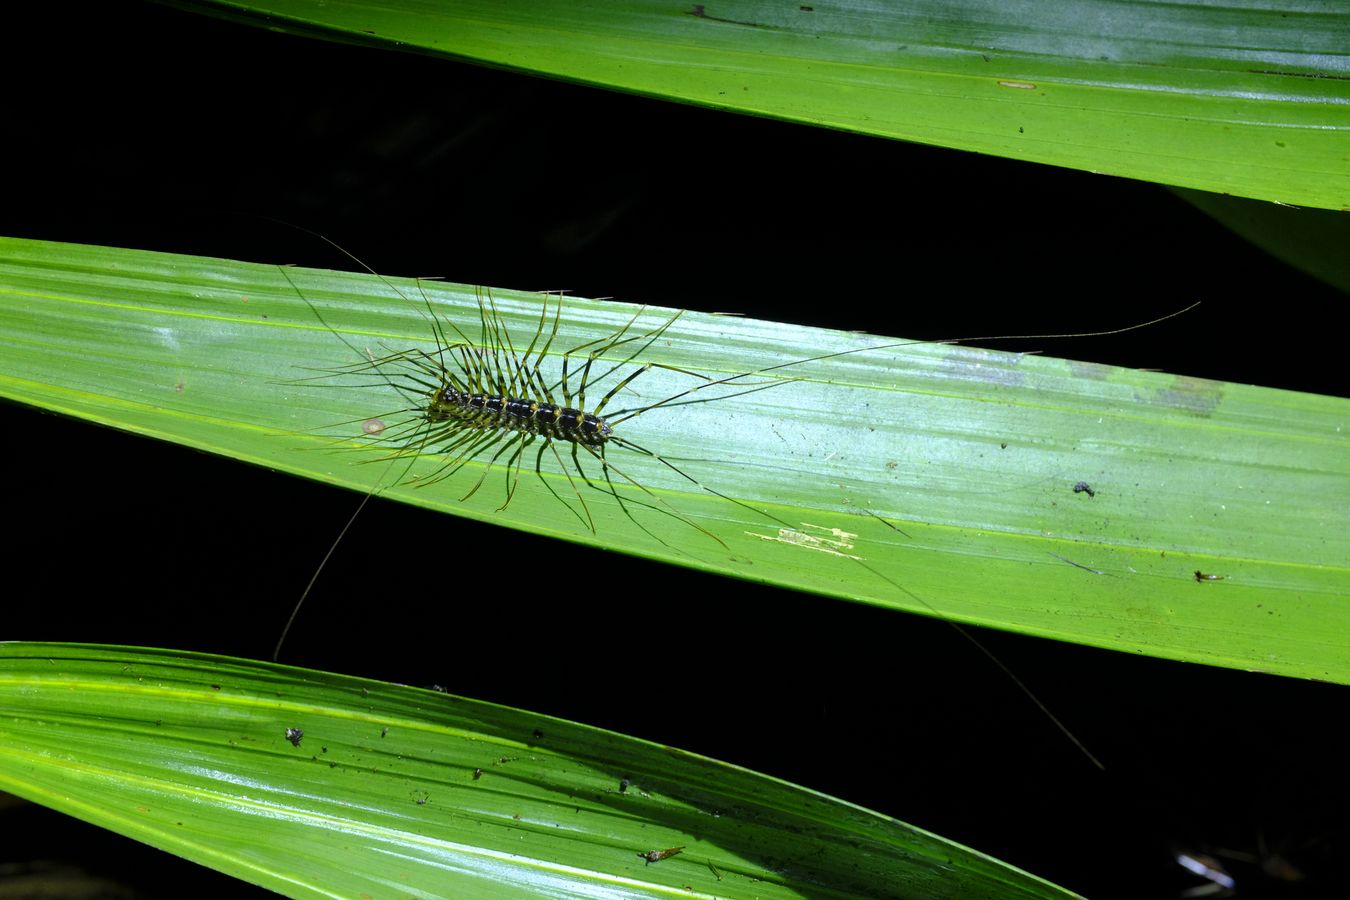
[178,0,1350,209]
[2,236,1347,684]
[0,642,1078,898]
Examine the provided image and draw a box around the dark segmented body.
[429,388,613,447]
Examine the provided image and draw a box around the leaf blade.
[2,236,1347,683]
[179,0,1350,208]
[0,642,1079,899]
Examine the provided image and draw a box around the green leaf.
[0,642,1079,898]
[2,236,1347,685]
[1173,188,1350,294]
[178,0,1350,210]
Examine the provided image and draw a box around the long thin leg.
[610,435,794,532]
[514,437,592,531]
[498,432,535,511]
[416,429,501,487]
[570,442,724,550]
[459,431,520,501]
[569,442,670,549]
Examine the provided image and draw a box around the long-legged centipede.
[276,245,1194,770]
[291,278,785,552]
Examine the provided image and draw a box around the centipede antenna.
[272,488,372,663]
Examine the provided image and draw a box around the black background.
[2,3,1345,898]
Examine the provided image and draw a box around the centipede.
[286,277,787,554]
[273,241,1196,770]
